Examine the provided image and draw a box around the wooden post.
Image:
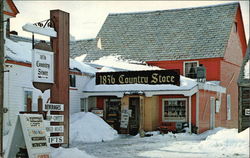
[26,97,32,112]
[38,96,43,113]
[0,0,4,156]
[50,10,70,147]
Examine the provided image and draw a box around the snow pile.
[244,60,249,79]
[199,128,249,156]
[70,112,118,144]
[51,147,96,158]
[139,127,249,158]
[91,55,161,71]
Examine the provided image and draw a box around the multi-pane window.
[184,61,198,79]
[70,74,76,87]
[162,98,187,122]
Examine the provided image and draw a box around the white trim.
[183,61,199,77]
[162,98,188,123]
[189,96,192,133]
[196,91,199,133]
[83,86,199,98]
[210,97,215,129]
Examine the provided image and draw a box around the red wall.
[147,58,222,81]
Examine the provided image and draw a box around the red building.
[70,3,248,133]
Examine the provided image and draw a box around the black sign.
[96,70,180,86]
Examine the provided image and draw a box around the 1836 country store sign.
[33,49,54,83]
[96,70,180,86]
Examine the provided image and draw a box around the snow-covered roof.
[92,55,162,71]
[5,38,97,75]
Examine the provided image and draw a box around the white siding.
[3,63,50,132]
[69,74,92,114]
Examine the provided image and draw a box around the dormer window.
[184,61,198,79]
[233,22,237,33]
[97,38,102,49]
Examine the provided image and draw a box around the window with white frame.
[80,98,88,112]
[227,94,231,120]
[24,90,33,111]
[184,61,198,79]
[162,98,187,122]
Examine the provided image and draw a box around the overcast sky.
[11,1,249,42]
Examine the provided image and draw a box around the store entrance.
[105,98,121,132]
[129,97,140,135]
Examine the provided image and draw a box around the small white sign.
[46,115,64,122]
[46,126,64,133]
[245,109,250,116]
[120,108,131,128]
[44,103,64,111]
[33,49,54,83]
[48,136,64,144]
[6,114,50,158]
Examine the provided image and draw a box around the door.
[129,97,140,135]
[210,97,215,129]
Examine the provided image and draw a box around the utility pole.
[0,0,4,157]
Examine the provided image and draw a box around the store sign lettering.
[33,49,54,83]
[96,70,180,86]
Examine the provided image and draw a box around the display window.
[162,98,187,122]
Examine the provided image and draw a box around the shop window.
[162,98,187,122]
[227,94,231,120]
[80,98,88,112]
[70,74,76,87]
[24,90,33,111]
[184,61,198,79]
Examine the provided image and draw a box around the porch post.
[189,96,192,133]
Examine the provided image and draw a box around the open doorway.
[129,97,140,135]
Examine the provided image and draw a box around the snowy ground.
[50,112,249,158]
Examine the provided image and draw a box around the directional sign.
[46,115,64,122]
[44,103,64,111]
[47,136,64,144]
[45,126,64,133]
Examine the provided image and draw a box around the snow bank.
[199,128,249,156]
[51,147,96,158]
[70,112,118,144]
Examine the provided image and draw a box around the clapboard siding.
[69,75,92,114]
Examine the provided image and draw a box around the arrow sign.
[44,103,64,111]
